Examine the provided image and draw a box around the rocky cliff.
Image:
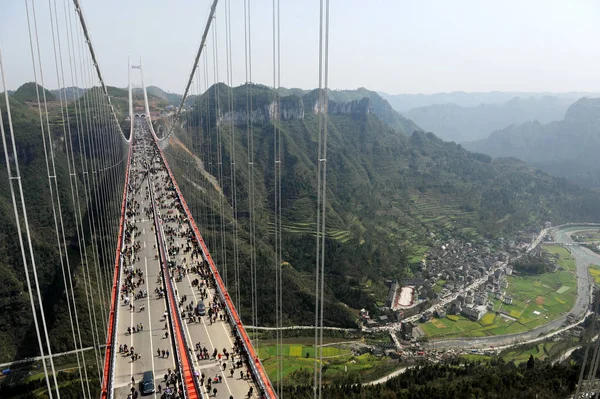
[217,90,372,126]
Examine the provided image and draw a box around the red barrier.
[100,140,133,399]
[150,185,200,399]
[150,133,276,398]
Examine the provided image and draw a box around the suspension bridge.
[4,1,600,399]
[0,0,331,398]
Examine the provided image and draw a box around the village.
[359,222,558,341]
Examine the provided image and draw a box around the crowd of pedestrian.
[117,119,265,398]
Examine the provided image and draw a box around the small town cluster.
[360,222,554,340]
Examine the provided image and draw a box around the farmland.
[420,244,577,339]
[588,264,600,284]
[257,337,402,384]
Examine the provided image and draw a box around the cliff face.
[323,97,373,116]
[217,93,372,126]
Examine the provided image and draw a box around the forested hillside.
[280,358,580,398]
[464,97,600,188]
[0,84,127,363]
[158,83,600,329]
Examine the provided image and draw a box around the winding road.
[424,225,597,350]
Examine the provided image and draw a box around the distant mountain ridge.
[464,97,600,187]
[379,91,600,112]
[405,96,575,143]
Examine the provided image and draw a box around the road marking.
[129,292,134,386]
[159,207,233,397]
[144,241,147,249]
[145,256,158,399]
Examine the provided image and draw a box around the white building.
[462,305,487,321]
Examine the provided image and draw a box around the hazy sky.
[1,0,600,94]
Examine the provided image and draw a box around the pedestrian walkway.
[113,119,177,399]
[113,117,261,399]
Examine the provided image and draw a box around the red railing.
[148,175,201,399]
[149,129,276,398]
[100,136,133,399]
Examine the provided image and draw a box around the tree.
[527,354,535,369]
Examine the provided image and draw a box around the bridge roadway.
[113,120,178,399]
[148,123,259,399]
[112,117,260,398]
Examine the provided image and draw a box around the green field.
[589,264,600,284]
[421,244,577,339]
[258,341,402,384]
[501,342,559,364]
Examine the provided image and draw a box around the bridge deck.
[113,120,178,398]
[148,123,259,399]
[113,118,261,399]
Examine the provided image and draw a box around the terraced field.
[408,189,479,236]
[270,221,352,243]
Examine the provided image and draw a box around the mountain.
[323,87,421,134]
[405,96,574,143]
[50,86,87,101]
[464,97,600,187]
[11,82,56,103]
[144,85,182,105]
[159,83,600,330]
[379,91,600,113]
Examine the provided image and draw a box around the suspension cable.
[314,0,330,397]
[243,0,259,349]
[271,0,283,394]
[0,46,58,399]
[71,0,129,143]
[165,0,219,141]
[225,0,242,317]
[45,0,92,394]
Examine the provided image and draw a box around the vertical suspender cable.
[45,0,92,394]
[0,46,58,399]
[271,0,282,394]
[244,0,259,346]
[213,13,229,288]
[70,0,110,338]
[318,2,330,397]
[62,0,103,381]
[225,0,241,313]
[314,0,330,397]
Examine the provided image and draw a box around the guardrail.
[100,129,133,399]
[148,166,202,399]
[147,119,276,398]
